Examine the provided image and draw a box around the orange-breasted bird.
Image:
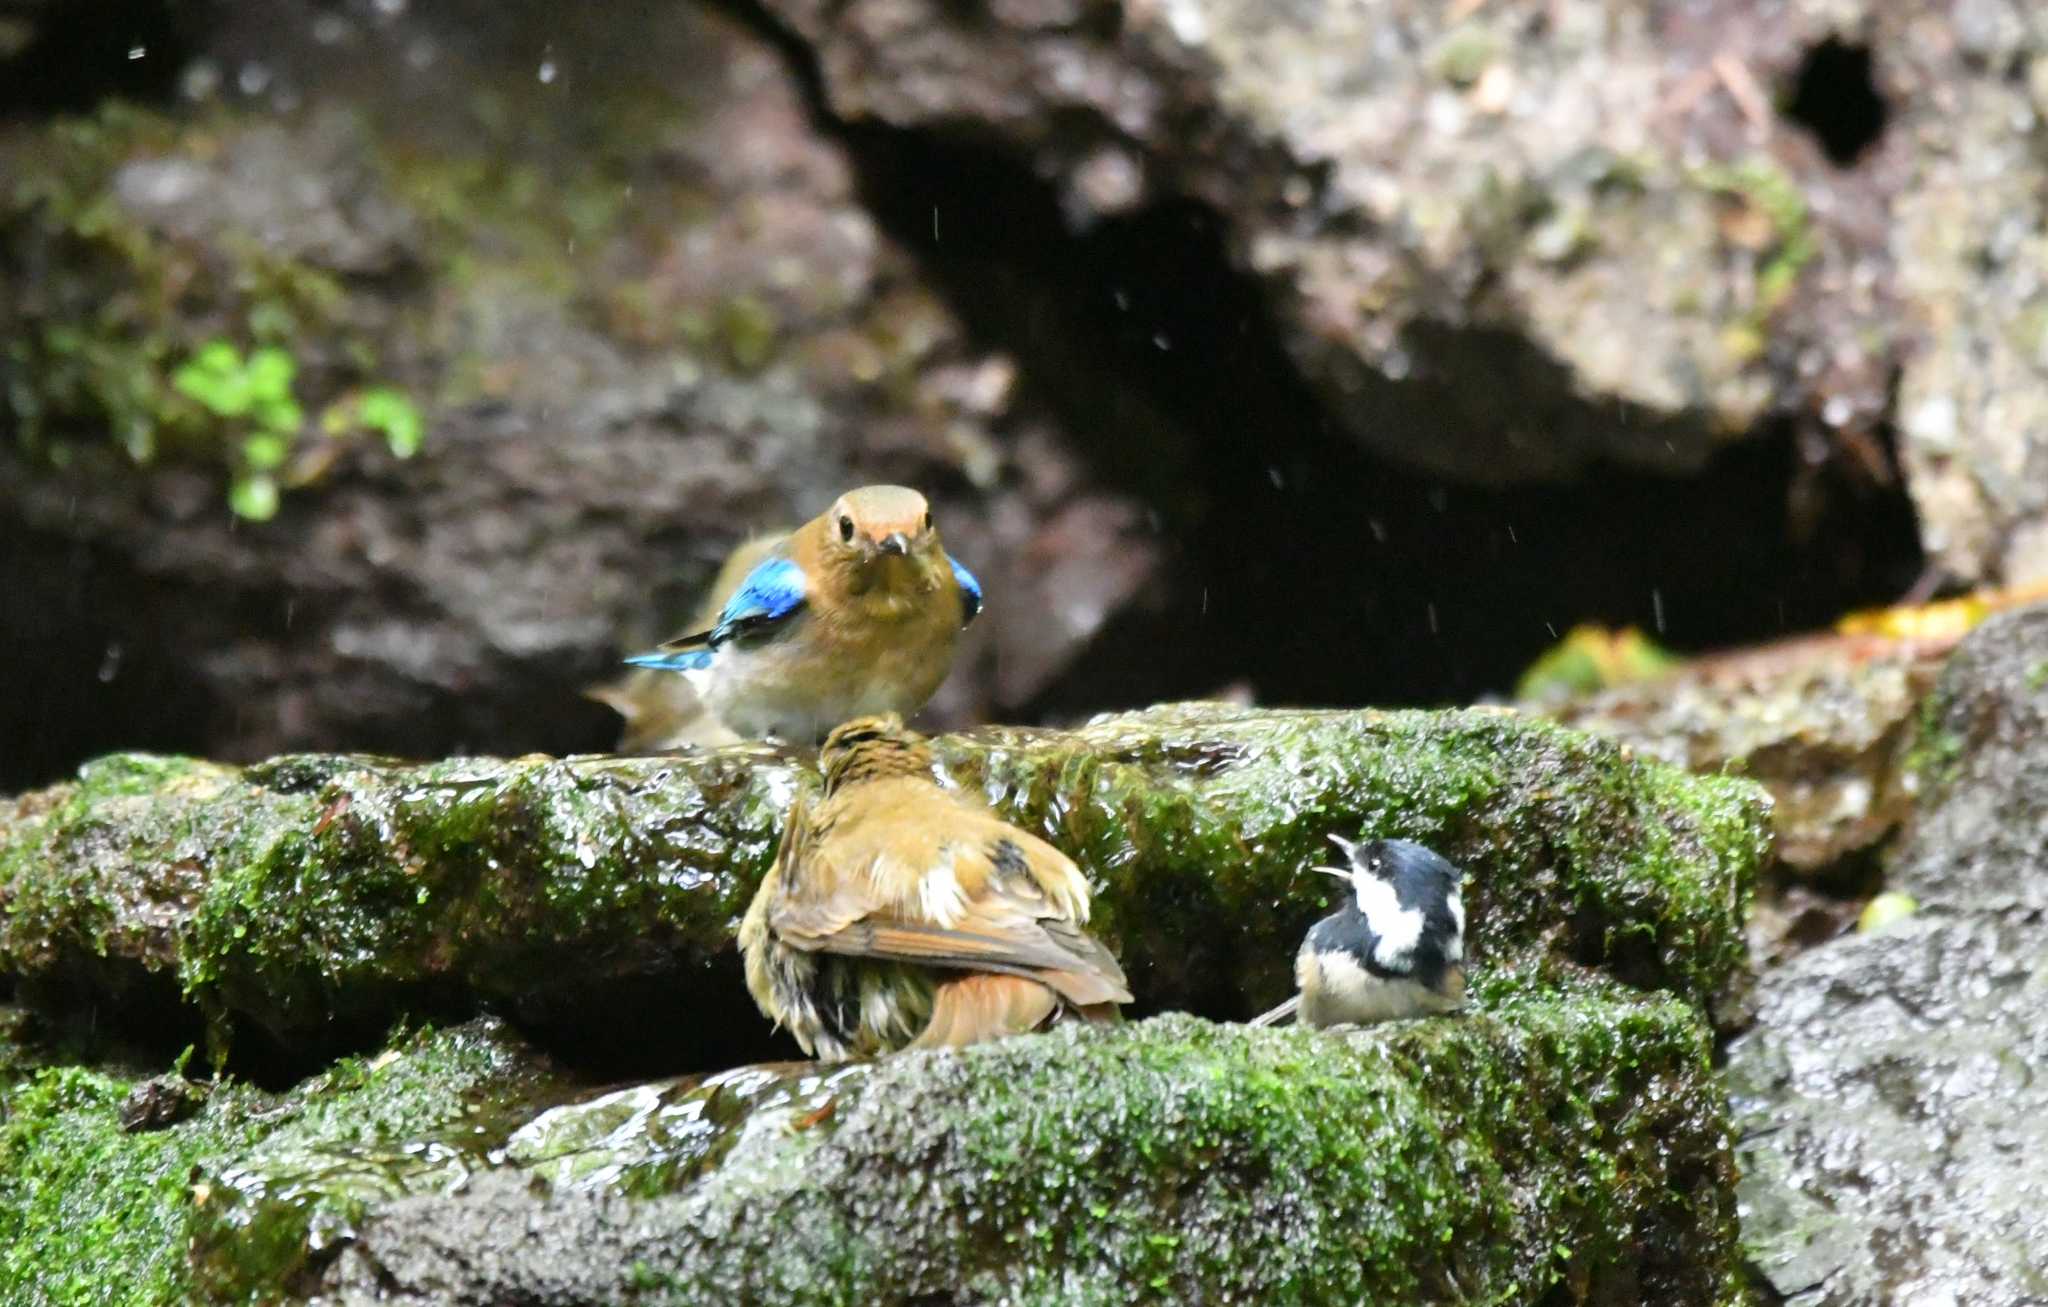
[740,714,1131,1060]
[624,486,982,743]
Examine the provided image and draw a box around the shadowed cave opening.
[819,114,1926,718]
[1784,37,1890,166]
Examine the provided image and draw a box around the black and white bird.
[1251,835,1469,1029]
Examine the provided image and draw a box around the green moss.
[0,708,1761,1300]
[1903,683,1967,790]
[709,295,782,372]
[0,1020,549,1306]
[1693,157,1816,325]
[182,1000,1743,1303]
[1,708,1766,1054]
[2026,659,2048,693]
[943,706,1765,1015]
[1431,26,1501,86]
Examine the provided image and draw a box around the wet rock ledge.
[1,704,1769,1302]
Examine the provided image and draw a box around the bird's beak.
[1327,833,1360,860]
[1309,865,1351,883]
[876,532,910,556]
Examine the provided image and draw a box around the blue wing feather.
[624,648,714,672]
[623,553,808,670]
[949,555,983,626]
[708,555,809,645]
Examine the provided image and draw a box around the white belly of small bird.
[699,645,902,742]
[1296,948,1464,1028]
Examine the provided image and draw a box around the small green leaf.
[242,431,290,471]
[357,386,425,458]
[352,389,423,460]
[253,394,304,437]
[228,473,279,521]
[192,339,240,375]
[245,347,297,396]
[173,341,253,417]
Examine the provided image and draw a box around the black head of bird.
[1255,834,1468,1029]
[739,714,1132,1060]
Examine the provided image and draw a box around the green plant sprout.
[324,386,425,459]
[171,342,304,521]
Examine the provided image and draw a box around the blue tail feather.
[625,648,714,672]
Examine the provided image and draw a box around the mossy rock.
[0,1018,557,1306]
[0,705,1768,1062]
[3,995,1743,1304]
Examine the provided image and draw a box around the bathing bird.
[624,485,982,743]
[741,713,1131,1060]
[1251,836,1468,1029]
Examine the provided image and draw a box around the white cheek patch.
[1444,890,1466,963]
[1350,872,1425,971]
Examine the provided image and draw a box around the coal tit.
[1253,835,1469,1028]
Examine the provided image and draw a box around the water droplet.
[538,59,558,84]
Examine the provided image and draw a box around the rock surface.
[3,999,1746,1306]
[0,704,1768,1061]
[0,703,1770,1302]
[1886,604,2048,913]
[0,1,1156,785]
[301,1001,1741,1305]
[1728,915,2048,1307]
[1537,631,1951,872]
[762,0,2048,582]
[1726,604,2048,1304]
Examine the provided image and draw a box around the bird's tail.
[910,973,1059,1050]
[1248,995,1300,1028]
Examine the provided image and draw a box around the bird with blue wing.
[741,713,1130,1060]
[624,485,983,744]
[588,531,790,750]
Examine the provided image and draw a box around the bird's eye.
[923,510,934,531]
[838,515,855,543]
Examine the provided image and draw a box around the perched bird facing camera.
[624,485,983,743]
[1252,836,1468,1029]
[740,714,1131,1061]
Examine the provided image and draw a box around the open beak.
[876,532,910,556]
[1309,865,1351,883]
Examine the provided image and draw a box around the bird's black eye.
[923,510,933,531]
[838,515,855,543]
